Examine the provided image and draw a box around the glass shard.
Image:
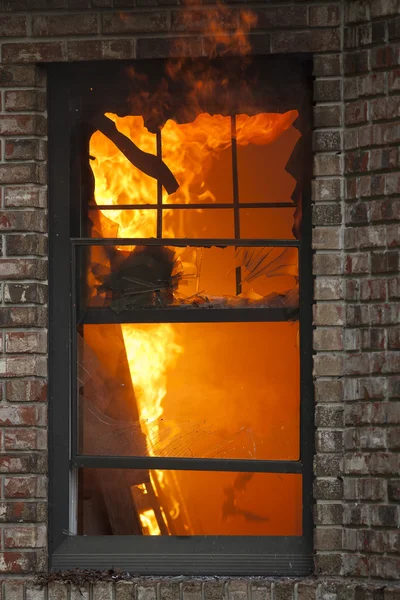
[82,244,298,312]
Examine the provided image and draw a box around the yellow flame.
[139,509,161,536]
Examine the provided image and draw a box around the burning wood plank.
[92,114,179,195]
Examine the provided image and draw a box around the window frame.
[48,56,314,576]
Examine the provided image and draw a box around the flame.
[139,509,161,536]
[121,324,182,443]
[88,5,300,535]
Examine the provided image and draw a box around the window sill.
[51,536,313,576]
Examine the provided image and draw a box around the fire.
[87,2,302,535]
[121,324,182,443]
[89,108,298,535]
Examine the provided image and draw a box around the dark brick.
[371,251,399,274]
[246,6,307,29]
[171,9,238,32]
[313,130,341,152]
[103,11,169,34]
[4,283,47,305]
[32,14,97,36]
[313,104,341,127]
[314,79,341,102]
[313,204,342,226]
[0,66,42,87]
[137,37,203,59]
[5,234,47,257]
[0,16,27,36]
[345,100,368,125]
[313,54,341,77]
[271,29,340,53]
[314,478,343,500]
[0,307,47,328]
[388,16,400,40]
[5,139,46,162]
[388,480,400,501]
[2,42,67,64]
[309,5,340,27]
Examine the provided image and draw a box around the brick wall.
[0,0,399,598]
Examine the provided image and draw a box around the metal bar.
[79,307,293,325]
[156,130,163,238]
[231,115,242,296]
[71,243,78,459]
[72,238,299,247]
[72,455,303,474]
[88,202,296,210]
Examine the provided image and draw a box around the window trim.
[48,56,314,576]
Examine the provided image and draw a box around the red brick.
[6,233,47,256]
[5,186,46,208]
[4,90,46,112]
[32,13,97,36]
[5,139,46,162]
[4,525,46,549]
[0,164,39,185]
[4,283,47,305]
[0,356,47,378]
[102,39,134,59]
[67,40,102,61]
[5,332,47,354]
[4,475,46,499]
[371,97,400,121]
[0,406,44,427]
[0,307,47,328]
[0,259,47,279]
[0,211,46,232]
[6,379,47,403]
[0,65,43,87]
[0,500,46,522]
[345,100,368,125]
[0,551,38,573]
[2,42,67,64]
[5,428,47,451]
[103,11,169,34]
[0,115,45,136]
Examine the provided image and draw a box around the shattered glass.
[78,321,300,461]
[83,244,299,314]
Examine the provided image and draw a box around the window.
[49,56,313,575]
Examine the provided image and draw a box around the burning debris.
[94,245,180,311]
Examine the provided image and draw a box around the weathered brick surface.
[0,0,398,596]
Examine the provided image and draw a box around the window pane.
[78,322,300,460]
[81,245,298,310]
[88,208,157,239]
[162,209,234,238]
[79,469,302,536]
[240,208,296,240]
[237,125,300,204]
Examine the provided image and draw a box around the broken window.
[49,55,313,576]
